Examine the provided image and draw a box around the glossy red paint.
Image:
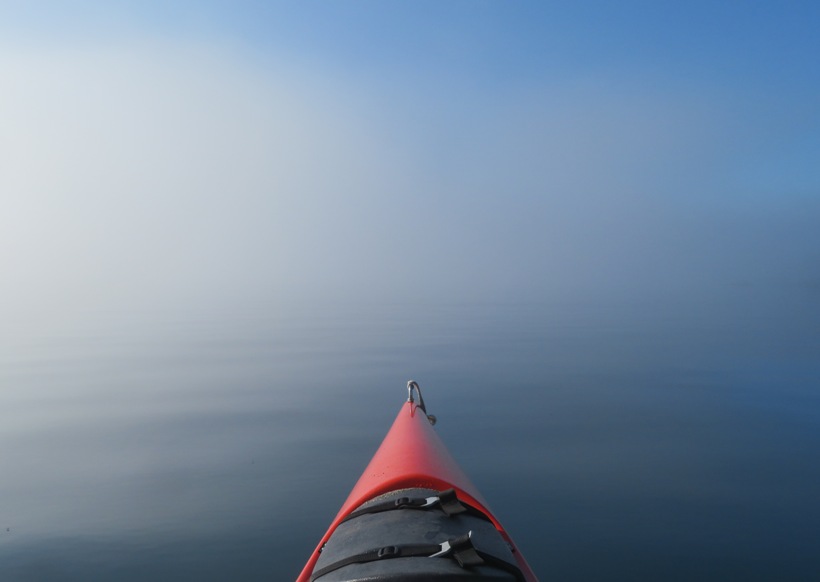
[297,400,538,581]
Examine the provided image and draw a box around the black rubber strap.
[438,488,470,517]
[441,532,525,580]
[340,488,490,524]
[310,532,526,581]
[340,496,431,523]
[310,543,440,581]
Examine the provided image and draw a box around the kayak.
[297,381,538,581]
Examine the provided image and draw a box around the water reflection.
[1,303,818,580]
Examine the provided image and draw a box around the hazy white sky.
[1,3,818,333]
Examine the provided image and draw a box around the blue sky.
[6,2,820,83]
[1,2,818,331]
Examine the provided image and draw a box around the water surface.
[1,301,818,580]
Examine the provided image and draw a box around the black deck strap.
[444,531,483,567]
[339,488,488,524]
[339,495,431,523]
[436,532,526,580]
[309,542,440,581]
[310,532,527,581]
[437,488,468,516]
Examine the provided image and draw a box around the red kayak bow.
[297,381,538,581]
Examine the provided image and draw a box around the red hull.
[297,400,538,581]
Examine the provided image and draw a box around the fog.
[2,43,818,338]
[1,15,819,578]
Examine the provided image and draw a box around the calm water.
[1,300,819,581]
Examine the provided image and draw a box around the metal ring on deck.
[407,380,437,425]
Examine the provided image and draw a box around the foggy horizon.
[3,9,818,337]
